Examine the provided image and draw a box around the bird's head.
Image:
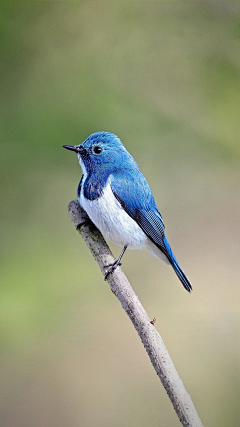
[63,131,137,174]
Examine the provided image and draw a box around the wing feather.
[111,172,168,258]
[110,172,192,292]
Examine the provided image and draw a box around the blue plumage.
[63,131,192,292]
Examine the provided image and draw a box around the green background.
[1,2,240,426]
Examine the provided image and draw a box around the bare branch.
[68,199,204,427]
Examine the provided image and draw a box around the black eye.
[93,146,102,155]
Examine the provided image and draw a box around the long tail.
[163,236,192,293]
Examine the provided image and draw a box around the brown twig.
[67,199,204,427]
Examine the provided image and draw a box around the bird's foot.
[104,245,128,280]
[104,260,122,280]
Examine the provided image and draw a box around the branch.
[68,199,204,427]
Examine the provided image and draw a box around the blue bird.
[63,132,192,292]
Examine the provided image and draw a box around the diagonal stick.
[68,199,204,427]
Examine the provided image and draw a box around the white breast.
[79,175,148,250]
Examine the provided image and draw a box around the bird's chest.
[79,176,147,249]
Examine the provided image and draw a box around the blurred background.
[1,2,240,426]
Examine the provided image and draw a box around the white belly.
[79,177,148,249]
[79,173,169,264]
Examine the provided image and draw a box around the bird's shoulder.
[110,169,160,214]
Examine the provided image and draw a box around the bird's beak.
[63,145,81,153]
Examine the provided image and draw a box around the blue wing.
[110,170,167,256]
[111,171,192,292]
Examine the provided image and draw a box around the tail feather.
[163,236,192,293]
[171,259,192,293]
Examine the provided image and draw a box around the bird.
[63,131,192,292]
